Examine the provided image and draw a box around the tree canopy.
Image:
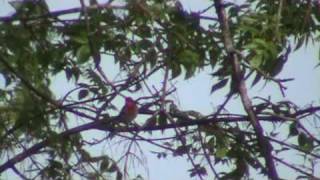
[0,0,320,179]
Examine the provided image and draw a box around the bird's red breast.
[118,97,138,122]
[125,98,137,115]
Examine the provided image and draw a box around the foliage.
[0,0,320,179]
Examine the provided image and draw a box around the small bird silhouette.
[116,97,138,123]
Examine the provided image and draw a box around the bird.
[116,97,138,123]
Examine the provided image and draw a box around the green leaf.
[146,48,157,68]
[294,37,305,51]
[71,35,88,45]
[174,145,191,156]
[65,66,80,82]
[136,25,152,38]
[114,47,131,64]
[250,54,263,68]
[49,160,64,169]
[215,146,228,158]
[298,133,314,151]
[9,1,23,10]
[184,65,196,79]
[207,137,215,153]
[251,73,262,87]
[45,160,65,178]
[144,116,157,128]
[78,89,89,100]
[137,39,153,50]
[100,158,110,172]
[158,111,167,127]
[80,149,91,162]
[298,133,307,146]
[210,78,228,94]
[289,122,299,137]
[178,49,199,68]
[170,63,182,79]
[76,45,91,63]
[132,175,144,180]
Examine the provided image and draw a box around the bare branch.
[273,156,319,179]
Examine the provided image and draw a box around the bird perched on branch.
[116,97,138,123]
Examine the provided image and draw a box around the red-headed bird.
[117,97,138,123]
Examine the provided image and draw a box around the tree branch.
[0,2,126,23]
[1,104,319,173]
[273,156,319,179]
[213,0,279,179]
[0,121,99,173]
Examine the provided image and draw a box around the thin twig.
[160,67,169,111]
[197,130,220,178]
[11,165,28,180]
[273,156,319,179]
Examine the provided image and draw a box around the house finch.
[116,97,138,123]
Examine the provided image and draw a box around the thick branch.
[2,105,319,173]
[0,121,98,173]
[0,2,125,23]
[213,1,279,179]
[0,114,256,173]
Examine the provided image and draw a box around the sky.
[0,0,320,179]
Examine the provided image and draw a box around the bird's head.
[125,97,136,107]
